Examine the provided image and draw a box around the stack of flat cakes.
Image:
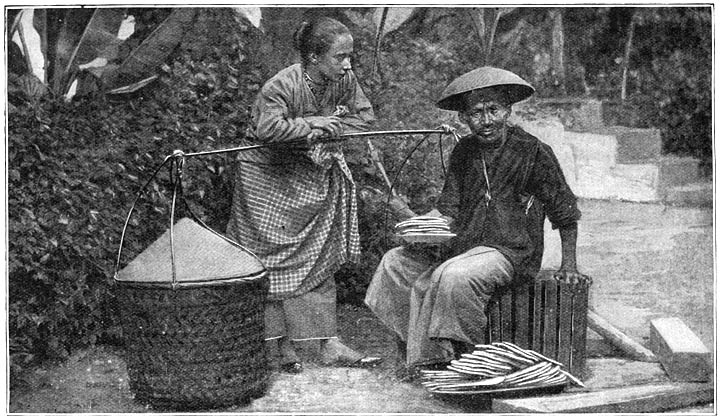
[395,216,456,244]
[420,342,584,394]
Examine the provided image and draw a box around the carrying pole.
[179,129,447,158]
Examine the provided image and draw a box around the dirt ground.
[8,198,716,414]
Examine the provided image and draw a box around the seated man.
[364,66,590,369]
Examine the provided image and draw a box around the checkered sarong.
[226,145,360,299]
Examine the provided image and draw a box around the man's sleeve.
[527,143,581,229]
[435,153,461,222]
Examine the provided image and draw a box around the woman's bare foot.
[278,337,302,374]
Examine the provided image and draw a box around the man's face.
[460,100,511,146]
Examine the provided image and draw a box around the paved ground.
[8,198,715,414]
[543,198,714,351]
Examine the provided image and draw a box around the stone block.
[511,116,565,148]
[648,317,712,382]
[574,162,660,202]
[573,164,614,200]
[658,155,702,189]
[564,131,618,169]
[595,126,663,163]
[663,182,713,207]
[609,163,661,202]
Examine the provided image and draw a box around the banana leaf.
[8,9,22,34]
[106,75,158,95]
[101,8,196,92]
[8,37,28,75]
[470,8,516,65]
[11,11,33,78]
[372,7,415,42]
[31,9,52,83]
[58,8,127,96]
[49,8,96,94]
[234,7,262,29]
[370,7,415,78]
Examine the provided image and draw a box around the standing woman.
[227,17,380,373]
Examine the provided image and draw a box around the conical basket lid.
[437,66,535,111]
[116,217,265,287]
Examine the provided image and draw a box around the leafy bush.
[7,8,260,383]
[8,97,160,381]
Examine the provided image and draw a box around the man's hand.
[553,268,592,285]
[420,209,455,226]
[439,124,456,134]
[404,242,443,262]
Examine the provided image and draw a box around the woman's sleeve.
[527,143,581,229]
[253,78,312,142]
[339,71,375,132]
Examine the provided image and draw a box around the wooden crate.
[486,270,589,376]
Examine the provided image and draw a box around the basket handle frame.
[114,151,263,289]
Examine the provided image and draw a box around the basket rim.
[114,269,267,289]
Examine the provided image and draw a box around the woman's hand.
[306,116,344,139]
[306,128,327,143]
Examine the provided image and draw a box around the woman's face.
[314,33,353,82]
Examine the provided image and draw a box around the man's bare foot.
[319,337,382,367]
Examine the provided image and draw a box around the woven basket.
[115,217,269,410]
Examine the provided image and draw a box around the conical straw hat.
[116,217,265,287]
[437,66,535,111]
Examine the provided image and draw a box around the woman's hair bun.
[293,17,350,61]
[293,21,311,51]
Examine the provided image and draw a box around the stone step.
[573,157,703,203]
[663,182,713,207]
[656,156,702,189]
[574,162,660,202]
[492,382,714,413]
[515,98,605,132]
[564,130,618,169]
[564,128,668,168]
[512,117,703,203]
[594,126,663,163]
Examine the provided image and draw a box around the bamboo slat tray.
[429,381,567,397]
